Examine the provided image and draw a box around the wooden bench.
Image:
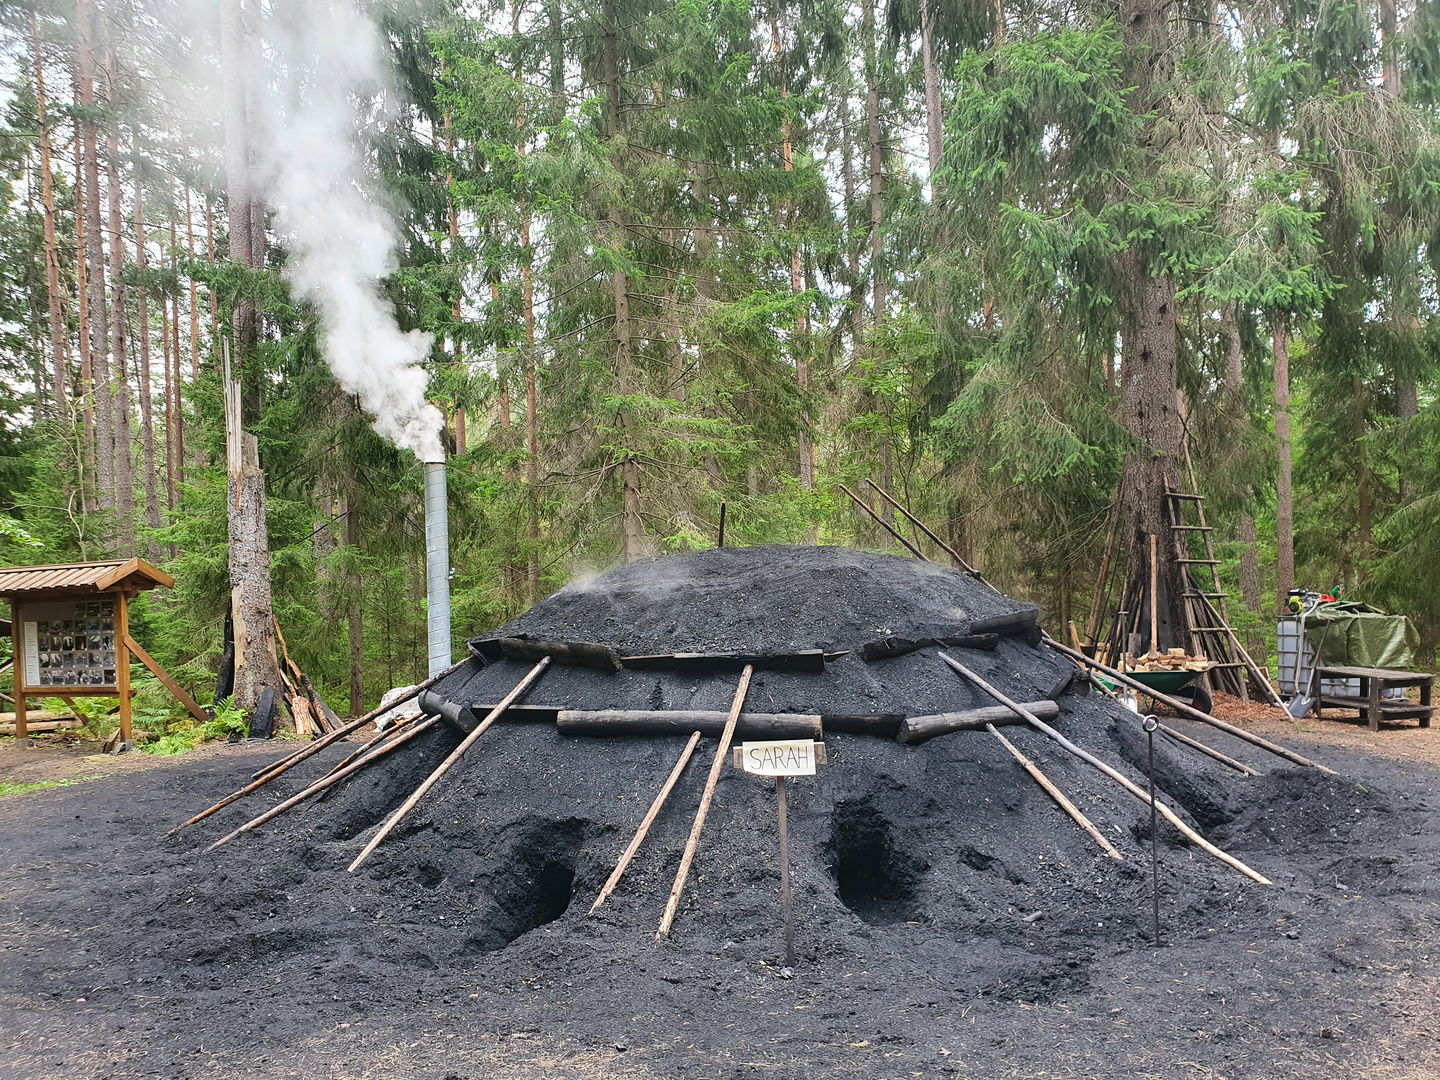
[1314,665,1433,731]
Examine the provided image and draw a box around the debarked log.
[897,700,1060,744]
[557,709,822,740]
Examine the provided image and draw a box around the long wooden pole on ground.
[248,656,470,781]
[939,652,1273,886]
[590,730,703,914]
[1043,638,1332,773]
[175,659,470,835]
[207,715,443,851]
[346,658,551,873]
[656,665,754,938]
[984,723,1122,859]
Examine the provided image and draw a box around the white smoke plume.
[252,0,445,462]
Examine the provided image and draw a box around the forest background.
[0,0,1437,728]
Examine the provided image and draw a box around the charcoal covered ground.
[3,548,1438,1079]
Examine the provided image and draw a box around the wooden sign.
[733,739,827,777]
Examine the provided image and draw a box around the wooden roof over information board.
[0,558,174,599]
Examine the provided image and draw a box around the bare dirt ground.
[2,700,1438,1080]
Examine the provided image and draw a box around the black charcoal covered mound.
[495,544,1026,654]
[437,545,1059,719]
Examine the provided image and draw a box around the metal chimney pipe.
[423,459,452,677]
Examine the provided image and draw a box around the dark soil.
[3,547,1438,1079]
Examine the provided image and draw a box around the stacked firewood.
[1122,648,1213,673]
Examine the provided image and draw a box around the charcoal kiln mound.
[163,545,1370,967]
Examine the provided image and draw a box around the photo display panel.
[20,597,119,689]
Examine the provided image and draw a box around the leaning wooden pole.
[863,478,978,575]
[1044,638,1332,773]
[939,653,1274,886]
[1158,723,1257,776]
[248,656,471,781]
[656,666,755,938]
[590,730,703,914]
[985,723,1122,859]
[837,484,930,561]
[346,658,552,873]
[322,713,418,779]
[207,715,443,851]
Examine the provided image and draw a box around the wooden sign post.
[733,738,827,966]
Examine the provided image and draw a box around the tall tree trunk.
[1273,321,1295,610]
[345,495,365,717]
[863,0,894,524]
[1115,0,1186,651]
[169,211,184,515]
[103,40,134,548]
[1223,307,1263,661]
[73,128,96,514]
[31,10,68,415]
[134,158,161,552]
[184,184,201,372]
[75,0,113,519]
[918,0,943,181]
[771,11,816,523]
[1353,376,1371,558]
[221,0,283,715]
[602,0,646,563]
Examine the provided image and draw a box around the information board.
[18,598,119,689]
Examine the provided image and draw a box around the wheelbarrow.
[1127,667,1213,715]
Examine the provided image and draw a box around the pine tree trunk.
[31,11,68,415]
[1273,321,1295,610]
[75,0,113,518]
[103,42,134,547]
[1221,306,1264,658]
[1112,0,1188,653]
[1354,376,1371,557]
[344,495,365,716]
[134,160,161,550]
[184,184,201,373]
[168,212,183,514]
[602,0,647,563]
[918,0,943,180]
[221,0,283,714]
[73,132,96,514]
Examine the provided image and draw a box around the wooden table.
[1314,665,1433,731]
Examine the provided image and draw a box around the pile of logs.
[1121,648,1213,674]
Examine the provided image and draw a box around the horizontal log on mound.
[619,649,845,673]
[968,608,1042,644]
[820,713,906,736]
[557,709,822,739]
[897,700,1060,744]
[860,634,999,662]
[469,636,622,671]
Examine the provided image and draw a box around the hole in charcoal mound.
[828,801,922,925]
[466,820,583,953]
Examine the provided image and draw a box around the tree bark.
[602,0,647,563]
[1273,321,1295,609]
[220,0,283,714]
[31,10,68,415]
[344,495,365,717]
[134,157,161,551]
[75,0,114,518]
[73,124,96,514]
[103,39,134,547]
[918,0,943,181]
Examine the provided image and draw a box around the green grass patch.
[0,776,99,798]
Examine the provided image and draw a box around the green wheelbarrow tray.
[1092,667,1215,714]
[1126,668,1202,694]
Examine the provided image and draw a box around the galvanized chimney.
[422,458,452,677]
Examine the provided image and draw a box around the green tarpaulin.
[1304,601,1419,670]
